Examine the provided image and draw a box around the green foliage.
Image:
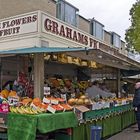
[125,0,140,52]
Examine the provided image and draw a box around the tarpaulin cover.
[8,112,78,140]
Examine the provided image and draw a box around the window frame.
[56,0,79,27]
[90,19,104,40]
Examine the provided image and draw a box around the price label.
[61,94,67,101]
[44,87,50,95]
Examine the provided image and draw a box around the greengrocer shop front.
[0,11,139,140]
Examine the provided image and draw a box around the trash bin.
[91,125,102,140]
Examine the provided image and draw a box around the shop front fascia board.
[0,35,41,51]
[40,32,86,49]
[40,11,103,49]
[0,11,40,51]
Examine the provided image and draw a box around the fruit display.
[60,104,73,111]
[9,106,43,114]
[68,95,91,106]
[0,76,134,116]
[0,89,9,98]
[47,78,88,90]
[50,104,64,111]
[0,87,74,115]
[32,97,42,106]
[21,98,33,105]
[47,104,62,114]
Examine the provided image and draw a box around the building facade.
[0,0,127,54]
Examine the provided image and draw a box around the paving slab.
[107,124,140,140]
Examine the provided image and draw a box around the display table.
[1,104,136,140]
[8,112,78,140]
[72,104,136,140]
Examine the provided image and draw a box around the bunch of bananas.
[78,81,88,89]
[9,106,44,115]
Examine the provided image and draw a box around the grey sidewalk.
[106,124,140,140]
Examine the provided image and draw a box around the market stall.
[0,11,139,140]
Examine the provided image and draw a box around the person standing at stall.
[133,82,140,132]
[85,80,113,98]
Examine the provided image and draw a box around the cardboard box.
[74,105,90,122]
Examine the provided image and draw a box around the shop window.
[111,32,121,48]
[56,0,79,26]
[90,19,104,40]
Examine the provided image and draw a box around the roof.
[0,46,140,71]
[66,45,140,70]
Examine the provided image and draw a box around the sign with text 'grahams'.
[42,13,99,49]
[0,13,38,38]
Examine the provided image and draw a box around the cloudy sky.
[66,0,136,41]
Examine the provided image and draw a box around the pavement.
[106,124,140,140]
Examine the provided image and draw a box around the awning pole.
[34,53,44,98]
[117,69,121,98]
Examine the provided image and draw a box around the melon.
[68,98,75,105]
[80,95,87,100]
[77,99,84,105]
[84,99,90,105]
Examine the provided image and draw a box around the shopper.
[133,82,140,132]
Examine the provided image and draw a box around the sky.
[66,0,136,41]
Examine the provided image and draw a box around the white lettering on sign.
[0,14,38,38]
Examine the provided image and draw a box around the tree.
[125,0,140,52]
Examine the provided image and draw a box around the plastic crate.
[91,125,102,140]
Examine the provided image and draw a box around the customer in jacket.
[133,82,140,132]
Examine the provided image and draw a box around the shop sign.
[42,13,99,49]
[0,13,38,38]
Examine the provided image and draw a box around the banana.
[10,106,41,115]
[36,108,43,114]
[27,107,34,114]
[10,106,13,112]
[16,107,24,114]
[12,107,18,113]
[22,107,30,114]
[20,106,27,114]
[31,108,38,114]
